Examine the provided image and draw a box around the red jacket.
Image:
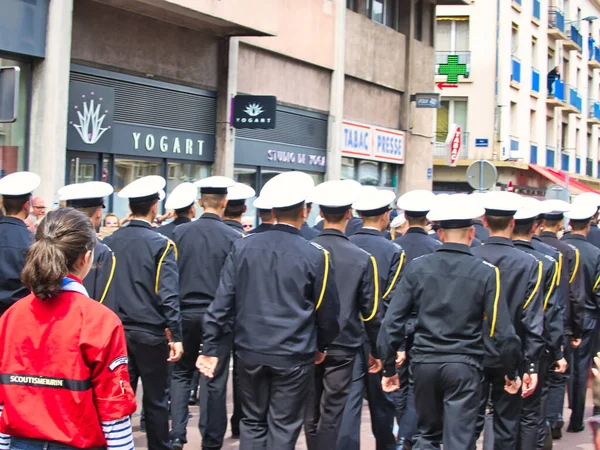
[0,277,136,448]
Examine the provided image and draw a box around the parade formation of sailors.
[4,168,600,450]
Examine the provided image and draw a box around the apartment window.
[511,102,518,137]
[530,110,537,142]
[347,0,357,11]
[415,0,424,41]
[436,99,468,141]
[512,24,519,57]
[368,0,398,29]
[436,17,469,51]
[561,122,568,150]
[532,37,538,68]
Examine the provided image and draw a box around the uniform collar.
[173,217,191,226]
[355,228,385,237]
[272,223,300,235]
[406,227,428,236]
[532,235,543,242]
[128,219,154,230]
[319,228,349,240]
[563,233,587,242]
[437,242,472,255]
[200,212,223,222]
[540,231,558,239]
[224,219,243,231]
[474,219,484,227]
[513,239,535,250]
[485,236,515,247]
[0,216,27,228]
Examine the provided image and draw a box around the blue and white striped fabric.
[60,277,89,297]
[101,416,135,450]
[0,405,9,450]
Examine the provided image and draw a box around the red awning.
[528,164,600,195]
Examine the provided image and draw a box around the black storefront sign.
[66,79,215,163]
[1,0,49,58]
[232,95,276,130]
[235,138,326,173]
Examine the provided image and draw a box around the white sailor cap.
[514,197,543,223]
[253,196,272,211]
[352,189,395,216]
[427,193,485,228]
[573,192,600,208]
[194,176,235,195]
[390,213,407,229]
[165,182,197,211]
[118,175,166,203]
[396,190,436,216]
[565,202,597,221]
[482,191,523,216]
[58,181,113,208]
[227,182,256,206]
[312,180,360,214]
[260,171,315,210]
[341,179,364,202]
[541,199,570,220]
[0,171,41,198]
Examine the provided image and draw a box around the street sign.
[507,180,514,192]
[545,184,568,200]
[446,124,462,167]
[475,138,489,148]
[0,66,20,123]
[427,167,433,180]
[412,93,440,108]
[466,160,498,191]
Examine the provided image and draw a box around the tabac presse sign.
[232,95,277,130]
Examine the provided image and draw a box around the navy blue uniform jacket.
[0,217,33,315]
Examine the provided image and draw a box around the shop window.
[342,157,398,189]
[341,157,357,180]
[358,160,380,186]
[0,58,29,176]
[166,162,211,219]
[112,158,162,222]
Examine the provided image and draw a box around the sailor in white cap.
[304,180,381,450]
[390,212,408,239]
[378,193,521,450]
[223,182,256,236]
[560,202,600,433]
[337,188,404,450]
[512,197,567,448]
[573,192,600,249]
[58,181,116,304]
[471,191,545,448]
[250,196,275,234]
[169,175,242,449]
[157,182,198,240]
[313,179,364,236]
[103,175,183,450]
[390,189,441,448]
[198,171,340,450]
[0,171,41,316]
[536,199,585,439]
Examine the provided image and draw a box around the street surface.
[132,377,597,449]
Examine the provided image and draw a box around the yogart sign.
[341,121,405,164]
[446,124,462,167]
[132,132,205,156]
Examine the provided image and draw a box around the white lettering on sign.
[267,150,326,167]
[131,132,205,156]
[341,121,405,163]
[446,124,462,167]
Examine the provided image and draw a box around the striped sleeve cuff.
[101,416,134,450]
[0,406,10,450]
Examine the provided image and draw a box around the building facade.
[1,0,467,222]
[434,0,600,196]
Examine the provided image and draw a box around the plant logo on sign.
[243,103,264,117]
[70,91,111,144]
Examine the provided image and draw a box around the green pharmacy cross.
[438,55,468,84]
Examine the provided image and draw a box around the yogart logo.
[70,91,111,144]
[244,103,264,117]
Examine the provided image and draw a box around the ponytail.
[21,208,96,300]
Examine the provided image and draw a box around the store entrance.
[66,153,102,184]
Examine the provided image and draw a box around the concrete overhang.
[92,0,277,37]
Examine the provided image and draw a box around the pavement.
[131,379,597,449]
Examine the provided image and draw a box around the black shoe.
[171,439,184,450]
[396,438,412,450]
[543,426,553,450]
[551,419,563,439]
[231,430,240,440]
[188,389,198,406]
[140,418,146,433]
[566,423,585,433]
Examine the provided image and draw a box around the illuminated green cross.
[438,55,468,84]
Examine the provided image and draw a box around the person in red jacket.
[0,207,137,450]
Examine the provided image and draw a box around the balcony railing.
[433,131,469,159]
[434,51,471,79]
[513,0,521,4]
[589,100,600,120]
[533,0,541,20]
[550,79,565,101]
[568,25,583,48]
[576,157,582,174]
[531,68,540,92]
[548,8,565,33]
[567,85,582,111]
[530,143,538,164]
[595,46,600,63]
[512,57,521,83]
[546,147,556,168]
[510,136,519,157]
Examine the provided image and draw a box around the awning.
[528,164,600,195]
